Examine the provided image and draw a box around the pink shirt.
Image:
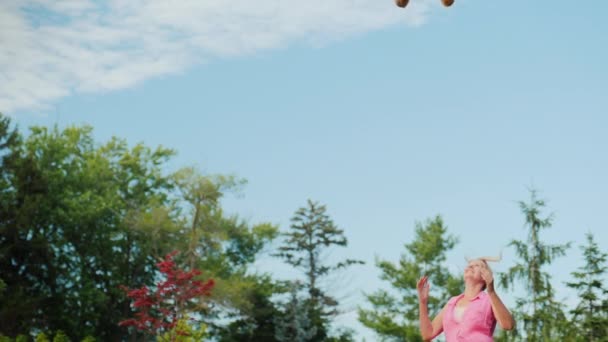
[440,291,496,342]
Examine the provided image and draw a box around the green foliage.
[157,319,207,341]
[0,114,275,340]
[0,117,176,339]
[217,275,282,341]
[325,328,356,342]
[0,114,29,334]
[0,333,99,342]
[170,166,279,337]
[565,233,608,341]
[52,331,69,342]
[500,190,571,341]
[274,281,317,342]
[275,200,363,341]
[358,215,461,341]
[35,333,50,342]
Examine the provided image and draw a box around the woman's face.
[463,259,486,282]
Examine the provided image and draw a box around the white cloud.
[0,0,435,114]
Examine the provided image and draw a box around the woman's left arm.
[481,268,515,330]
[486,285,515,330]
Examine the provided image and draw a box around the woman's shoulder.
[446,293,464,306]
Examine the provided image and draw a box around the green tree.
[105,138,180,339]
[14,335,28,342]
[158,319,207,341]
[274,281,317,342]
[170,167,279,339]
[0,117,284,340]
[0,120,178,339]
[358,215,460,341]
[565,233,608,341]
[500,190,571,341]
[0,116,53,335]
[217,275,282,342]
[35,333,50,342]
[275,200,363,341]
[0,113,26,334]
[52,331,69,342]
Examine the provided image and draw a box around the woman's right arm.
[417,276,445,341]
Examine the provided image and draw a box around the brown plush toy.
[395,0,409,7]
[395,0,454,8]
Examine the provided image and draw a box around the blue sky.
[2,0,608,339]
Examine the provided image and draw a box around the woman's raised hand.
[417,275,430,304]
[480,265,495,291]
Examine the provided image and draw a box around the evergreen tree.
[499,190,571,341]
[275,200,363,341]
[217,275,281,342]
[274,281,317,342]
[565,233,608,341]
[358,215,461,341]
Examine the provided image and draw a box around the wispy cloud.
[0,0,434,114]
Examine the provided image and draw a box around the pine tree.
[275,200,363,341]
[274,281,317,342]
[500,190,571,341]
[565,233,608,341]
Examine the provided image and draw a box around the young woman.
[417,258,515,341]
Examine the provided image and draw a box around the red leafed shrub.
[119,251,214,336]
